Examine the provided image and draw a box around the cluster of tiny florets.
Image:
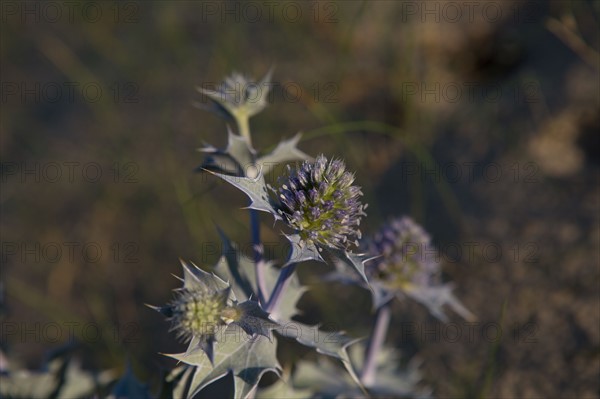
[169,289,228,342]
[365,217,440,287]
[276,155,367,250]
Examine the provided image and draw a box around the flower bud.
[168,288,230,342]
[365,217,440,288]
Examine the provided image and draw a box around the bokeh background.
[1,0,599,397]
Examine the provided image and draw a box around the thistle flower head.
[149,261,238,363]
[167,287,232,342]
[150,260,278,363]
[365,217,440,288]
[276,155,367,250]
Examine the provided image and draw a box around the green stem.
[236,113,251,147]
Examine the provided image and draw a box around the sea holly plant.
[147,71,473,398]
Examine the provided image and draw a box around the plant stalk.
[236,113,252,147]
[265,262,297,314]
[250,209,268,304]
[360,301,392,386]
[234,112,265,304]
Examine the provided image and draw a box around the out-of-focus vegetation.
[1,0,598,397]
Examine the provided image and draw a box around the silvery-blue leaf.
[284,234,324,265]
[198,129,256,177]
[256,377,313,399]
[179,259,233,299]
[213,231,306,321]
[292,359,352,397]
[369,281,396,310]
[328,249,374,289]
[214,229,256,301]
[405,283,475,322]
[206,169,280,218]
[348,343,432,398]
[275,322,364,393]
[257,133,311,175]
[197,70,273,121]
[167,325,280,399]
[325,268,392,311]
[261,263,306,322]
[233,300,279,338]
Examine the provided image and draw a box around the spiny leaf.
[275,322,364,393]
[291,344,431,398]
[214,229,257,301]
[284,234,324,265]
[328,249,374,288]
[198,129,256,177]
[348,343,431,397]
[328,260,475,319]
[404,283,476,322]
[185,334,219,366]
[256,377,313,399]
[232,301,279,338]
[213,234,306,321]
[261,264,306,322]
[257,133,311,175]
[179,259,232,297]
[197,70,273,121]
[167,325,280,399]
[292,359,355,398]
[325,269,394,311]
[369,281,396,310]
[206,168,280,218]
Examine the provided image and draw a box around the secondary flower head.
[149,261,239,363]
[276,155,367,250]
[151,260,278,363]
[167,287,232,342]
[365,216,440,288]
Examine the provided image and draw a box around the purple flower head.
[276,155,367,250]
[364,217,440,288]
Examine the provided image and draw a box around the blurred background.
[1,0,598,397]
